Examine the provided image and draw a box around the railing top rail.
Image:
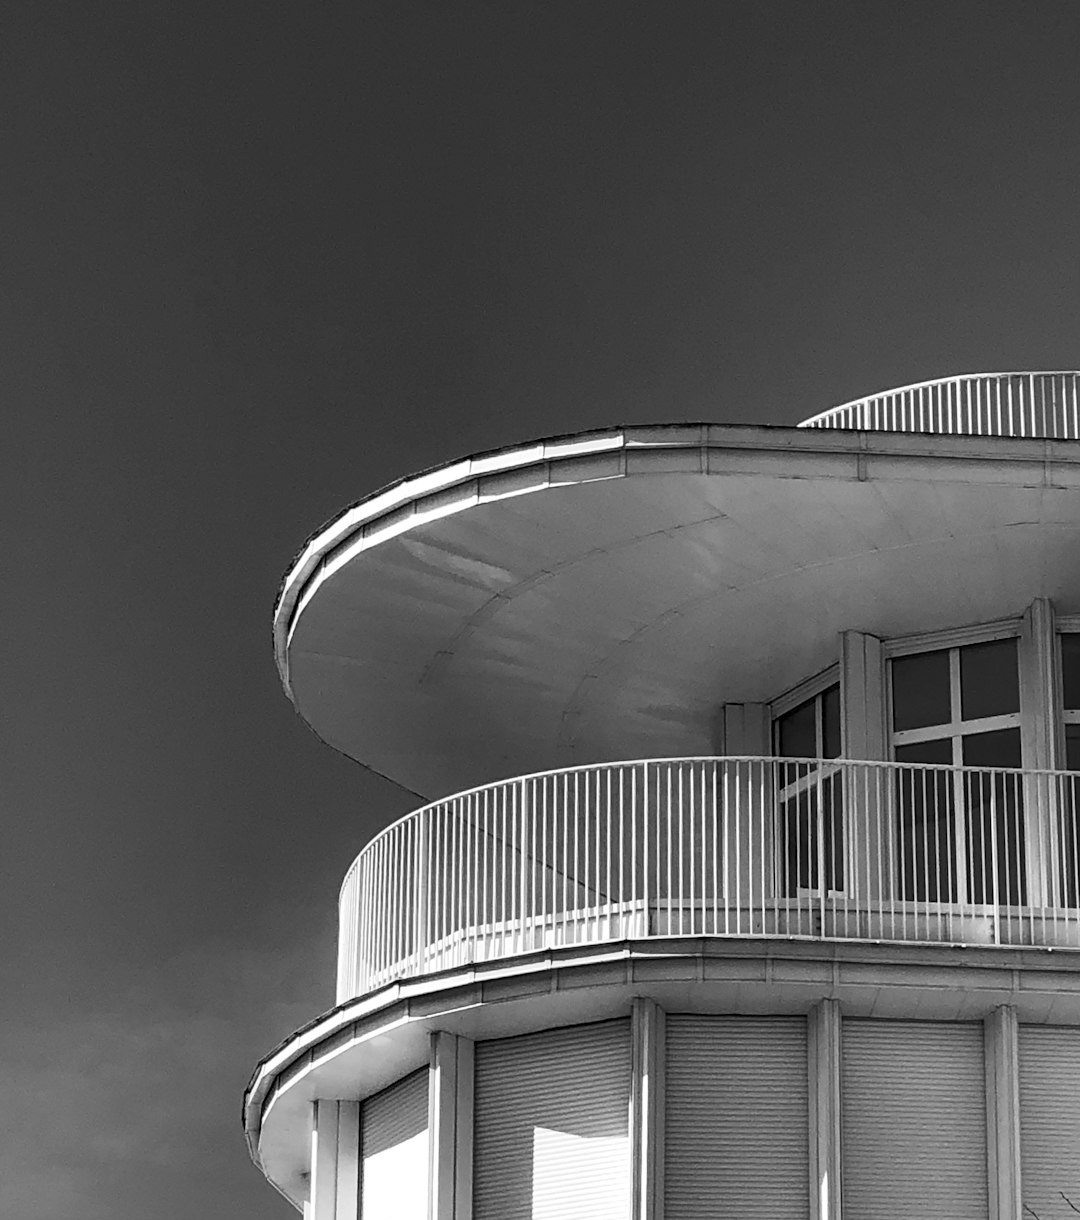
[340,753,1080,897]
[797,370,1080,436]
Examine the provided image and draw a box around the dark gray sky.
[3,3,1080,1216]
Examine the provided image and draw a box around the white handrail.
[798,372,1080,439]
[337,755,1080,1001]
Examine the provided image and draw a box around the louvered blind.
[473,1019,631,1220]
[842,1020,987,1220]
[665,1015,809,1220]
[1020,1026,1080,1219]
[360,1068,428,1220]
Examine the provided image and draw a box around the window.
[1057,632,1080,903]
[890,638,1025,905]
[774,683,843,896]
[1061,632,1080,770]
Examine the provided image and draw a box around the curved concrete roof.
[277,423,1080,799]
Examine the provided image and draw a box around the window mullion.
[950,647,963,727]
[892,724,956,747]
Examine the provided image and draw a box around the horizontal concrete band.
[246,936,1080,1202]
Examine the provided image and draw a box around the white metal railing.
[797,372,1080,439]
[336,756,1080,1001]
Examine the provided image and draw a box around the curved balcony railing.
[337,756,1080,1002]
[797,371,1080,439]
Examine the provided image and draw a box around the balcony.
[337,757,1080,1002]
[798,370,1080,438]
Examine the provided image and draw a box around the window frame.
[771,668,845,896]
[761,607,1077,910]
[1056,617,1080,770]
[885,622,1025,908]
[770,664,840,741]
[885,619,1023,760]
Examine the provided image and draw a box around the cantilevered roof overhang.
[276,423,1080,799]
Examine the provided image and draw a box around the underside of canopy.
[279,423,1080,798]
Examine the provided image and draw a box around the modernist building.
[246,372,1080,1220]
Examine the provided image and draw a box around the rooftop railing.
[797,372,1080,439]
[337,756,1080,1002]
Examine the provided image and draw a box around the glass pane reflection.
[960,639,1019,721]
[1063,635,1080,711]
[895,739,954,902]
[777,701,815,758]
[961,729,1025,905]
[780,772,844,896]
[892,650,951,731]
[822,686,841,759]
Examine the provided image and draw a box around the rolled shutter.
[473,1019,631,1220]
[1020,1026,1080,1217]
[665,1015,809,1220]
[842,1020,987,1220]
[360,1069,428,1220]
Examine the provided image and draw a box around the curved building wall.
[289,1004,1080,1220]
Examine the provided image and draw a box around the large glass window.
[1061,633,1080,770]
[775,684,843,896]
[891,638,1025,905]
[1057,633,1080,904]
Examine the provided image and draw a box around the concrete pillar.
[429,1031,474,1220]
[1021,599,1058,906]
[839,631,886,762]
[1021,598,1059,772]
[631,997,665,1220]
[309,1099,360,1220]
[721,702,771,756]
[985,1006,1022,1220]
[808,999,842,1220]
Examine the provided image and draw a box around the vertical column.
[807,999,842,1220]
[840,632,888,918]
[311,1101,339,1220]
[1021,599,1059,906]
[839,632,886,762]
[721,703,771,757]
[631,997,666,1220]
[1021,599,1060,771]
[310,1101,339,1220]
[309,1100,361,1220]
[985,1006,1022,1220]
[336,1102,360,1220]
[429,1031,475,1220]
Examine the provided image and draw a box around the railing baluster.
[616,767,624,937]
[663,764,671,935]
[795,372,1080,439]
[631,764,639,935]
[482,788,489,959]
